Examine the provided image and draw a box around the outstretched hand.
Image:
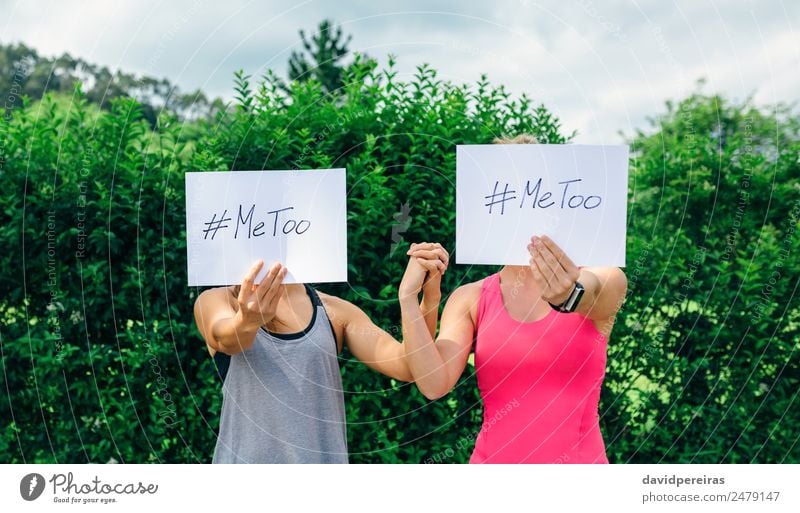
[235,260,287,329]
[528,235,580,306]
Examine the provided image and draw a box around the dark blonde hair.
[492,134,539,145]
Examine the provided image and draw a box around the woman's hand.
[234,259,287,330]
[528,235,580,306]
[399,242,449,301]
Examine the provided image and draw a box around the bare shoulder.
[316,290,354,315]
[583,266,628,305]
[443,279,485,320]
[314,290,357,331]
[449,279,483,300]
[196,285,238,309]
[583,266,627,287]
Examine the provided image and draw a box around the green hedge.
[0,55,797,463]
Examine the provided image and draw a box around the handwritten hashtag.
[202,209,231,240]
[484,181,516,215]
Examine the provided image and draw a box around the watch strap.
[548,281,585,313]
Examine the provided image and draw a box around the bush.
[0,59,570,463]
[1,90,209,462]
[199,57,573,463]
[0,59,796,463]
[603,93,800,462]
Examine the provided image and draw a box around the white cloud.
[1,0,797,142]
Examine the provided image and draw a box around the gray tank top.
[212,286,348,463]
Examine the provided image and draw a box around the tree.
[0,46,796,464]
[0,41,224,126]
[601,91,799,463]
[287,19,353,94]
[0,56,570,463]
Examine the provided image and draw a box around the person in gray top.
[193,243,449,463]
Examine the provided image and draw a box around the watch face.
[564,282,585,312]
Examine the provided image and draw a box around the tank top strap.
[305,285,340,354]
[305,284,323,307]
[476,272,502,328]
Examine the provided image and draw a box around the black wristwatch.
[549,281,585,313]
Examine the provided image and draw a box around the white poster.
[456,144,629,267]
[185,169,347,286]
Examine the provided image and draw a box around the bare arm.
[322,294,413,382]
[530,235,627,333]
[408,242,449,339]
[323,243,449,383]
[419,291,441,339]
[399,252,476,400]
[574,267,627,320]
[194,286,256,356]
[193,260,286,355]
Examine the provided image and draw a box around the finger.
[407,242,440,253]
[263,265,287,306]
[529,257,548,289]
[257,262,282,300]
[412,250,449,273]
[539,244,575,298]
[409,248,449,269]
[424,258,446,276]
[240,260,264,303]
[537,242,572,290]
[416,257,443,275]
[532,256,561,302]
[538,239,576,290]
[266,283,284,314]
[408,249,444,261]
[533,246,558,289]
[541,235,578,279]
[432,245,450,267]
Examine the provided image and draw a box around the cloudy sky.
[1,0,797,142]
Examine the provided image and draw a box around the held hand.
[528,235,580,306]
[235,260,287,330]
[399,242,449,300]
[408,242,449,299]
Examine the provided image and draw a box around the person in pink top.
[399,134,628,464]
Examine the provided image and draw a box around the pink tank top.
[470,273,609,464]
